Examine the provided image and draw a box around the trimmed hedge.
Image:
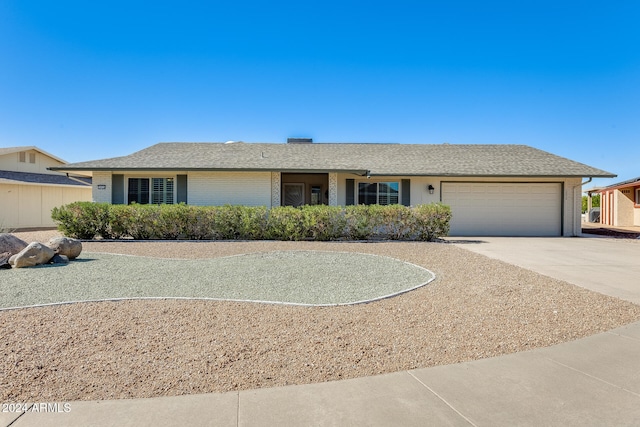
[51,202,451,241]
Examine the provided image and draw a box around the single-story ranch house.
[50,139,615,237]
[599,176,640,227]
[1,146,92,229]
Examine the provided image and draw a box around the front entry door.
[283,183,305,207]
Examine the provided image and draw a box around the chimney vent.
[287,138,313,144]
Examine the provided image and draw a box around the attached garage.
[442,182,562,236]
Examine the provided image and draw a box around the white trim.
[355,179,400,205]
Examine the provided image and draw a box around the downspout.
[572,177,593,236]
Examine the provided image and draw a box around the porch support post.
[328,173,338,206]
[271,172,281,207]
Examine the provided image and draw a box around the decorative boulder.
[50,254,70,264]
[0,234,28,256]
[9,242,55,268]
[47,237,82,260]
[0,251,11,269]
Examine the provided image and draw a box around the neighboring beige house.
[599,177,640,227]
[51,139,615,237]
[0,146,92,229]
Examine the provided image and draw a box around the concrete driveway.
[448,236,640,304]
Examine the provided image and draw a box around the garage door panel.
[442,182,562,236]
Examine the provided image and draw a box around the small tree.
[582,194,600,214]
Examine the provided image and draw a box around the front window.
[128,177,174,204]
[358,182,399,205]
[152,177,174,204]
[636,188,640,206]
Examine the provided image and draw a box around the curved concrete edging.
[0,250,436,311]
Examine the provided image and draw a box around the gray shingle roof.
[0,170,92,186]
[50,142,615,177]
[602,176,640,189]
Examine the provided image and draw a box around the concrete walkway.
[4,237,640,427]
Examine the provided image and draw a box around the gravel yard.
[0,251,434,308]
[2,229,640,402]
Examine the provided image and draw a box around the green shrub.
[51,202,110,239]
[181,206,217,240]
[155,204,189,239]
[302,205,347,241]
[344,205,376,240]
[51,202,451,241]
[266,206,307,240]
[377,204,414,240]
[105,204,132,239]
[211,205,268,240]
[124,204,158,240]
[412,203,452,241]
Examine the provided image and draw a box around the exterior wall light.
[428,185,435,194]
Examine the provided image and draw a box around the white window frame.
[151,177,175,204]
[126,176,176,205]
[635,187,640,206]
[357,181,400,205]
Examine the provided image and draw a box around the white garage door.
[442,182,562,236]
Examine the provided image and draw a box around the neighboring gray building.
[51,140,615,236]
[0,146,92,229]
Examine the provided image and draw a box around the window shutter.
[346,179,355,205]
[177,175,188,204]
[401,179,410,206]
[151,178,174,204]
[152,178,163,204]
[112,174,124,204]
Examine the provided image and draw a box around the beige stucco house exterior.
[0,146,92,229]
[599,177,640,227]
[51,140,615,237]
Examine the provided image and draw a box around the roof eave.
[50,166,370,175]
[368,173,618,178]
[600,177,640,191]
[50,166,617,179]
[0,178,91,187]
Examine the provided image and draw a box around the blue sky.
[1,1,638,189]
